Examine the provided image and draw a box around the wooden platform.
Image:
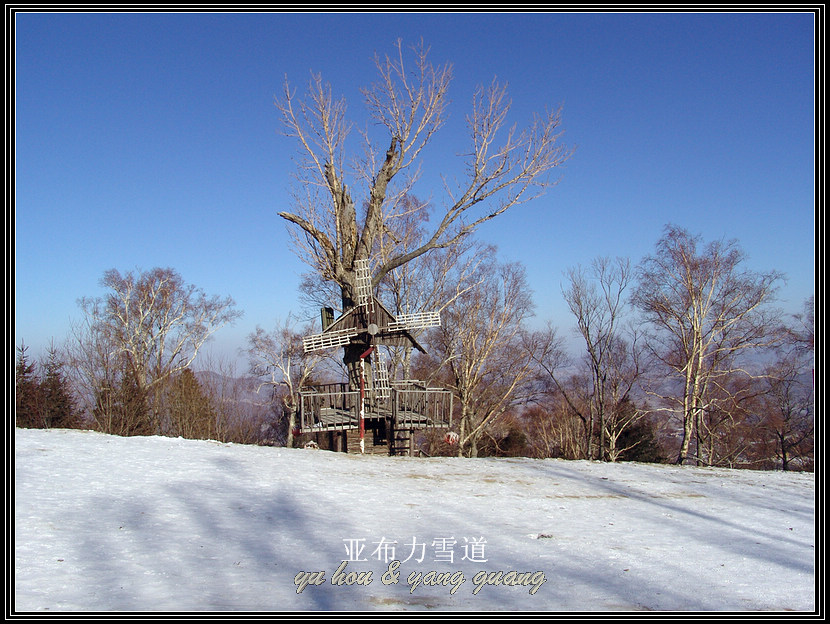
[302,406,440,432]
[297,382,453,455]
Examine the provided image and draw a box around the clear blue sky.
[14,10,816,367]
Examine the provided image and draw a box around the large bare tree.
[630,225,784,465]
[276,39,571,378]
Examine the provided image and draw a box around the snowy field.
[14,428,816,613]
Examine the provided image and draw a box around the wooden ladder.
[391,429,413,456]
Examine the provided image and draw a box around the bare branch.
[276,39,571,304]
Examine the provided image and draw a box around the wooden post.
[388,388,396,456]
[387,417,394,456]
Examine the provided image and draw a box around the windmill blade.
[354,258,374,310]
[388,310,441,332]
[373,354,391,400]
[302,327,360,353]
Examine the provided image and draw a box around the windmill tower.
[298,259,453,455]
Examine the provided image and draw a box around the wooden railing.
[298,382,453,433]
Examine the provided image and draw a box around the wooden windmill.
[298,259,452,455]
[302,259,441,354]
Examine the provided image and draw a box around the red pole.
[359,347,374,454]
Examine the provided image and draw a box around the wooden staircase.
[345,428,388,455]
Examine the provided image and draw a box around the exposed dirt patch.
[368,595,443,609]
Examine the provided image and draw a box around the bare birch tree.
[561,257,635,459]
[66,308,152,435]
[425,251,537,457]
[756,296,814,470]
[75,267,242,432]
[276,39,571,382]
[601,333,648,462]
[247,319,322,447]
[630,225,784,465]
[757,358,814,470]
[525,324,594,459]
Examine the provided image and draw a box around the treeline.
[15,226,814,471]
[15,342,273,445]
[15,268,272,445]
[249,224,814,470]
[392,227,813,470]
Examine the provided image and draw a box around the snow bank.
[14,428,815,612]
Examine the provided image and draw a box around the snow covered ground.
[14,428,816,613]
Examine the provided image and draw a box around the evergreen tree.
[92,358,153,437]
[15,343,43,428]
[165,368,217,440]
[616,414,667,463]
[40,344,78,429]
